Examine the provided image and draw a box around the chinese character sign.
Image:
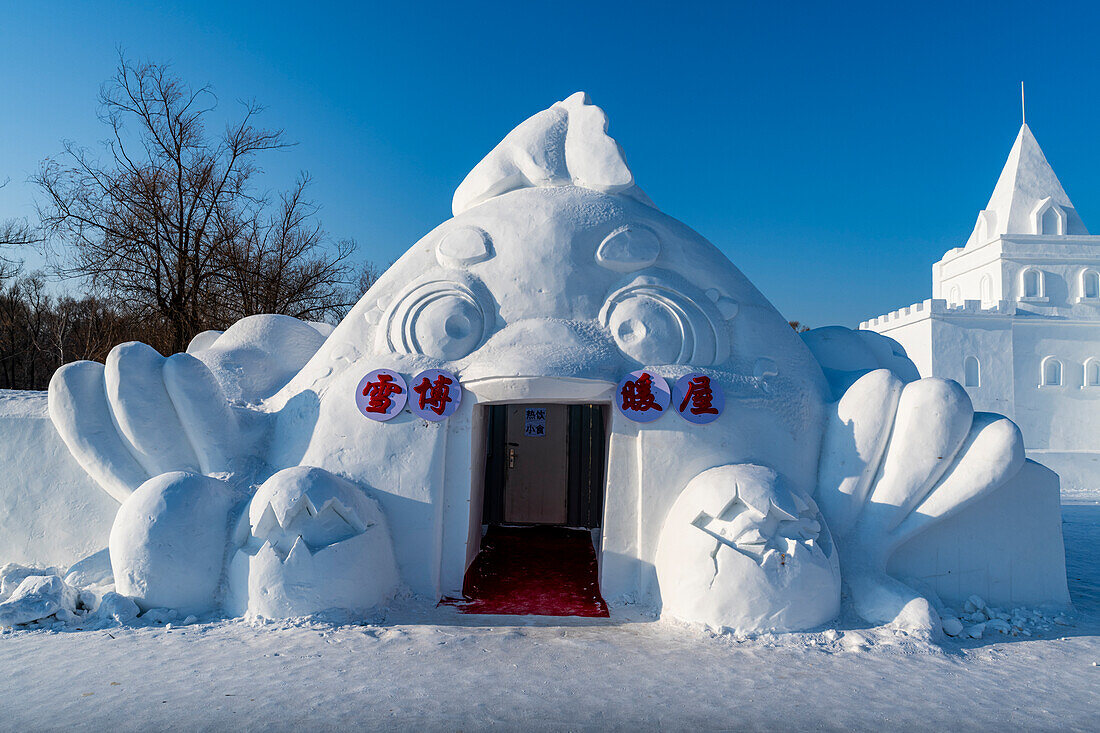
[673,372,724,424]
[616,370,670,422]
[524,407,547,437]
[355,369,407,421]
[410,369,462,421]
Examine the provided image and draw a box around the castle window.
[948,285,961,305]
[980,274,993,305]
[1082,269,1100,300]
[1040,356,1063,387]
[1021,268,1044,299]
[964,356,980,387]
[1085,359,1100,388]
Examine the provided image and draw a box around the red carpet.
[445,525,609,617]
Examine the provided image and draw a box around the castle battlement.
[860,299,1015,330]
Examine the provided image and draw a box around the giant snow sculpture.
[47,93,1068,633]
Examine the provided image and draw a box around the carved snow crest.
[452,92,654,216]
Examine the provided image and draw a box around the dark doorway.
[455,404,608,616]
[481,404,607,528]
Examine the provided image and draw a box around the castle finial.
[1021,81,1026,126]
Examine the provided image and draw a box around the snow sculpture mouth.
[244,496,373,561]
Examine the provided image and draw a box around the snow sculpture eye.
[599,276,728,366]
[383,278,492,360]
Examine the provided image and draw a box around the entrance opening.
[458,404,609,616]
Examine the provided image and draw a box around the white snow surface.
[0,496,1095,730]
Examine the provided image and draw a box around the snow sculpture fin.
[452,92,654,215]
[815,371,1026,634]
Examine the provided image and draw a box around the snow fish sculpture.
[48,93,1065,633]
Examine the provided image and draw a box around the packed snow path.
[1,502,1097,731]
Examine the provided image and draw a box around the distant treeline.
[0,263,378,391]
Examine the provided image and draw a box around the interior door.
[503,405,569,524]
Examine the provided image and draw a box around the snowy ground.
[2,500,1098,731]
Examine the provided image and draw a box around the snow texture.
[194,314,328,404]
[0,390,115,568]
[655,464,840,632]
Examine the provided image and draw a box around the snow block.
[0,574,78,627]
[0,390,117,568]
[888,460,1070,608]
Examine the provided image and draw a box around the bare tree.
[35,54,359,354]
[0,180,39,281]
[219,174,357,322]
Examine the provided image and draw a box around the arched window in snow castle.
[963,356,980,387]
[948,285,961,305]
[980,274,993,306]
[1082,269,1100,300]
[1021,268,1043,299]
[1041,356,1063,387]
[1085,359,1100,388]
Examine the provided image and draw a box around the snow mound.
[801,326,920,399]
[0,574,79,627]
[110,472,236,615]
[196,314,328,403]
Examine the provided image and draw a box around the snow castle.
[862,123,1100,494]
[0,94,1071,634]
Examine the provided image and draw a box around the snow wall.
[0,391,116,567]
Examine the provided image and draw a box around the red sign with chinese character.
[355,369,407,421]
[615,370,670,422]
[673,372,724,424]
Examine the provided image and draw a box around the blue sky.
[2,1,1099,327]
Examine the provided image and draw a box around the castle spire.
[967,121,1088,244]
